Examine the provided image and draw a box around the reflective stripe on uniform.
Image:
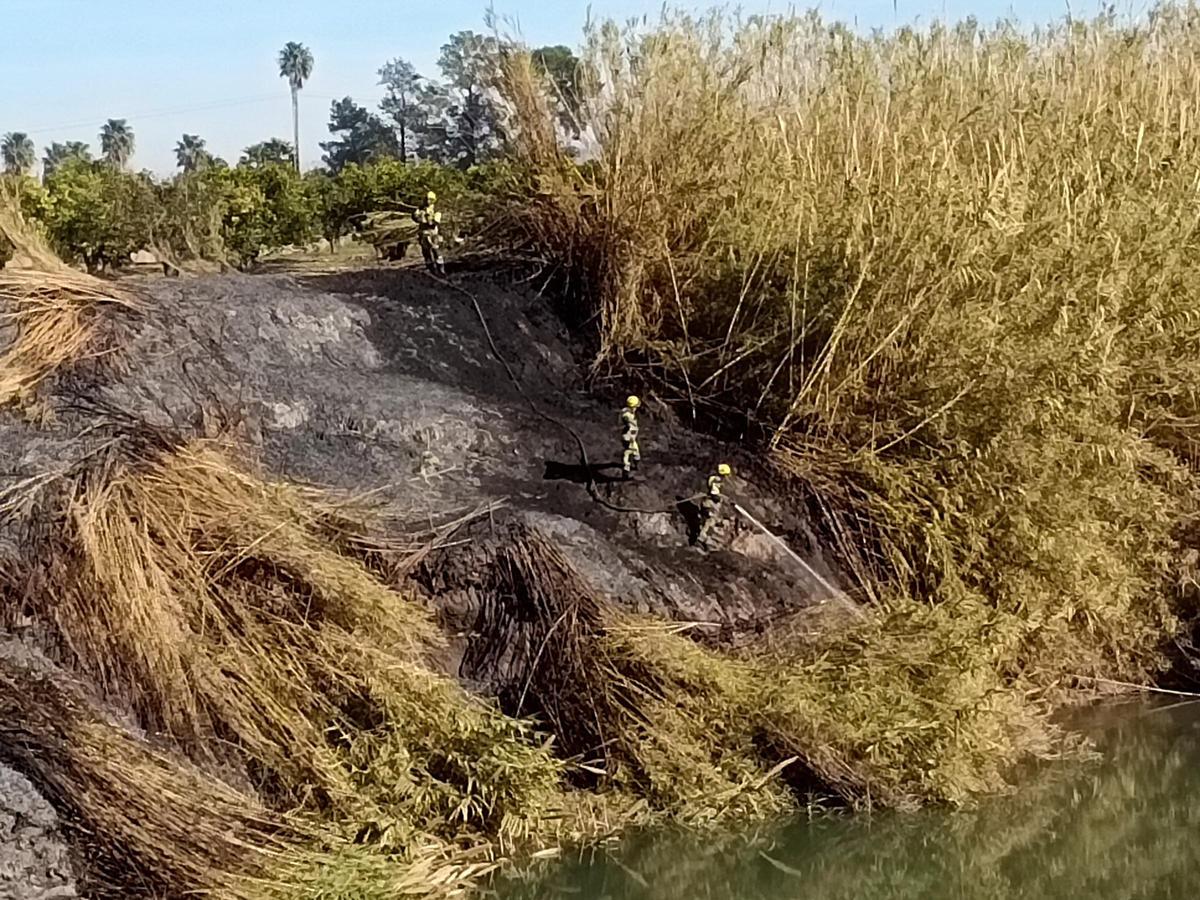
[621,409,638,439]
[416,206,440,232]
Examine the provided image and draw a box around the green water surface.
[494,702,1200,900]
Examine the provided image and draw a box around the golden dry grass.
[0,190,141,407]
[0,657,290,899]
[494,5,1200,802]
[14,11,1200,891]
[0,268,139,407]
[1,429,580,895]
[8,433,475,807]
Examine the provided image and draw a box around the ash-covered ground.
[1,263,849,895]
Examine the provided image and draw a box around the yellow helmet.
[626,395,640,409]
[427,190,437,203]
[717,463,732,477]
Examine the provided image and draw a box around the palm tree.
[240,138,294,168]
[43,141,92,176]
[100,119,135,169]
[1,132,36,176]
[278,42,314,172]
[175,133,212,172]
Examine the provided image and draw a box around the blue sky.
[0,0,1128,174]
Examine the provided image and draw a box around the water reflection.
[496,702,1200,900]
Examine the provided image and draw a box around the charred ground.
[1,263,843,627]
[0,261,851,897]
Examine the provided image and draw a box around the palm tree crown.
[100,119,135,169]
[278,41,314,89]
[278,41,314,171]
[43,141,92,177]
[241,138,295,168]
[1,132,36,176]
[175,133,212,172]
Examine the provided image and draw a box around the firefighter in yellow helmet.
[697,463,733,544]
[620,395,641,477]
[412,190,445,275]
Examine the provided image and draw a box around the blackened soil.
[2,264,849,629]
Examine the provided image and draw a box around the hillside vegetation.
[5,5,1200,899]
[497,1,1200,795]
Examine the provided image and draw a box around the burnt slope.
[3,265,845,631]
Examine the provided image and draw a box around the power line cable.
[24,94,286,136]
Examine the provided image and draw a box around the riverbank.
[493,2,1200,813]
[492,699,1200,899]
[7,5,1200,896]
[0,255,904,897]
[0,247,1182,896]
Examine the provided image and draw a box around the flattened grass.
[0,658,289,899]
[1,434,573,895]
[0,186,139,408]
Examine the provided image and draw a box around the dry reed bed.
[0,269,140,406]
[0,424,1006,896]
[494,4,1200,799]
[457,525,1005,814]
[0,658,288,899]
[0,427,572,896]
[1,430,566,805]
[0,202,790,896]
[14,10,1200,889]
[0,645,503,900]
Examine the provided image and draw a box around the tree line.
[0,31,584,272]
[5,152,512,273]
[311,33,582,173]
[3,32,582,178]
[2,119,136,177]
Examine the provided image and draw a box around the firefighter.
[697,463,732,544]
[620,395,641,476]
[412,190,445,275]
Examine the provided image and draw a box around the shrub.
[37,160,156,272]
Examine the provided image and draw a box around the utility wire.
[24,94,286,136]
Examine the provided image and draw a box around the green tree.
[218,163,318,267]
[309,159,467,250]
[532,45,586,137]
[175,134,214,172]
[410,81,455,164]
[153,168,228,264]
[319,97,397,174]
[43,141,92,177]
[220,171,270,267]
[240,138,294,169]
[99,119,135,169]
[433,31,505,167]
[251,163,318,247]
[1,132,36,176]
[307,167,369,247]
[378,58,423,163]
[40,159,154,271]
[278,41,314,172]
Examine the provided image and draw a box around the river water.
[494,701,1200,900]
